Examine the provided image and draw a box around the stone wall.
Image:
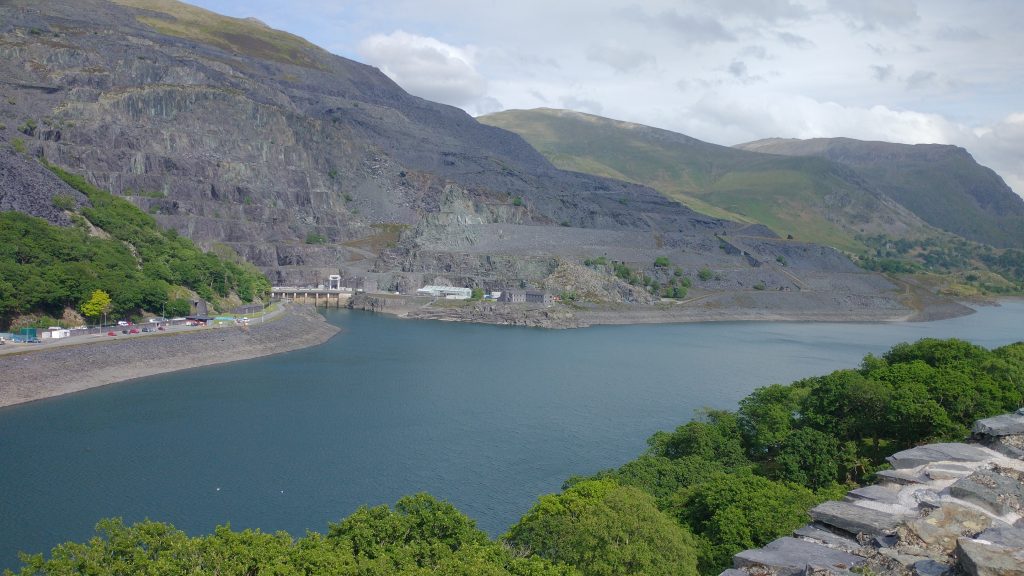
[721,410,1024,576]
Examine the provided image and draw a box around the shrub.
[51,194,76,211]
[654,256,670,267]
[698,268,713,281]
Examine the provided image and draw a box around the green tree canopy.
[80,289,112,321]
[506,479,699,576]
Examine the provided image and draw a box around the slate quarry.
[0,0,948,322]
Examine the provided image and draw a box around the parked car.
[121,329,129,334]
[117,320,129,326]
[129,328,139,334]
[157,326,166,331]
[107,331,116,336]
[141,327,153,333]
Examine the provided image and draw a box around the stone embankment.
[0,304,339,408]
[347,291,968,330]
[721,410,1024,576]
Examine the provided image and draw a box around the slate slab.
[733,536,864,576]
[809,500,902,537]
[949,469,1024,515]
[847,485,902,505]
[956,536,1024,576]
[876,469,930,485]
[887,443,994,470]
[973,411,1024,438]
[977,527,1024,548]
[913,559,951,576]
[794,524,861,551]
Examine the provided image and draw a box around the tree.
[506,480,699,576]
[648,410,750,469]
[772,427,840,489]
[81,289,112,325]
[670,472,821,573]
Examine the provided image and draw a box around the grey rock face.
[0,148,86,225]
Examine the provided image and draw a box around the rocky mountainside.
[737,137,1024,248]
[0,0,929,320]
[479,108,935,254]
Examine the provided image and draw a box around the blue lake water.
[1,302,1023,569]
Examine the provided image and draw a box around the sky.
[188,0,1024,197]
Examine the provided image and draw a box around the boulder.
[903,503,1006,554]
[956,537,1024,576]
[733,536,865,576]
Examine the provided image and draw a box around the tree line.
[0,165,269,328]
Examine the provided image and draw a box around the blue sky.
[186,0,1024,196]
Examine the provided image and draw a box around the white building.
[416,285,472,300]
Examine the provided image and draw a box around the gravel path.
[0,304,339,408]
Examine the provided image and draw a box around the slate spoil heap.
[722,410,1024,576]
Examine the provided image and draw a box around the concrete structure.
[271,286,353,308]
[416,285,472,300]
[499,289,551,305]
[328,274,342,290]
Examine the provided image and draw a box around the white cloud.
[827,0,920,30]
[586,43,656,73]
[358,31,486,108]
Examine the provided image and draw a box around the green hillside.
[479,109,933,253]
[112,0,324,68]
[738,138,1024,248]
[0,163,270,329]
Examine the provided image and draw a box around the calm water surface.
[1,302,1023,568]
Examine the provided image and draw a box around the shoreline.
[0,303,339,409]
[349,291,978,329]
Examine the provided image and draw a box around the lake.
[1,301,1023,569]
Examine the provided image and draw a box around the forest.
[6,338,1023,576]
[0,165,269,328]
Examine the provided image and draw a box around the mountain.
[735,138,1024,248]
[478,109,933,253]
[0,0,929,321]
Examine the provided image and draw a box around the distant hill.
[478,109,932,253]
[736,138,1024,248]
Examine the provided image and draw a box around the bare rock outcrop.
[721,411,1024,576]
